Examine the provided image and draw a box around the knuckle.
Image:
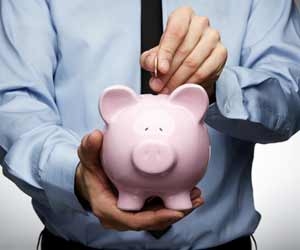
[140,53,148,66]
[209,29,221,41]
[219,46,228,59]
[168,12,178,25]
[167,25,187,40]
[176,46,191,57]
[167,83,179,92]
[161,45,174,59]
[165,82,176,92]
[172,6,193,16]
[194,70,206,81]
[198,16,210,26]
[145,54,154,68]
[184,57,199,69]
[180,6,194,15]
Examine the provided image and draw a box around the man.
[0,0,299,249]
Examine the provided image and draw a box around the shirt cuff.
[205,67,291,143]
[40,142,88,215]
[207,67,248,120]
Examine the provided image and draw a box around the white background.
[0,131,299,250]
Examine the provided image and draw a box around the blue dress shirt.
[0,0,300,249]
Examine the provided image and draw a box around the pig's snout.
[131,141,176,175]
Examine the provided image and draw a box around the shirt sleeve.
[206,0,300,144]
[0,0,87,215]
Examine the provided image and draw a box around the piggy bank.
[98,83,210,210]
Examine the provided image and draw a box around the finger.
[139,209,183,231]
[157,16,209,91]
[186,43,227,84]
[190,187,202,200]
[179,196,205,217]
[77,131,112,191]
[162,28,221,93]
[78,157,116,209]
[157,7,194,74]
[192,196,205,208]
[149,77,165,92]
[117,208,184,231]
[140,49,152,67]
[78,130,103,168]
[144,196,205,230]
[140,46,159,72]
[145,52,157,73]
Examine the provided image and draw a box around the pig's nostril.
[159,128,163,132]
[145,127,149,131]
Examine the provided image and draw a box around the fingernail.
[150,77,165,92]
[173,211,184,218]
[159,59,169,73]
[192,202,200,208]
[161,87,170,94]
[193,198,204,208]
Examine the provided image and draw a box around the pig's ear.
[168,83,209,122]
[99,85,138,124]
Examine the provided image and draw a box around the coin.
[154,56,158,78]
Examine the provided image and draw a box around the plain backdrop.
[0,2,300,250]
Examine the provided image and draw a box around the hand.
[75,130,204,231]
[140,6,227,102]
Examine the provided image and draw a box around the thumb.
[78,129,103,169]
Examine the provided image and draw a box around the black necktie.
[141,0,162,94]
[141,0,172,239]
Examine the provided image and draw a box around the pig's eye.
[159,128,163,132]
[145,127,149,131]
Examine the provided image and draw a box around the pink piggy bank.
[98,83,210,211]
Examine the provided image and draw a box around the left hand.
[76,130,204,231]
[140,6,228,102]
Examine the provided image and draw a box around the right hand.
[75,129,204,231]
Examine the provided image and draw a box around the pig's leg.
[117,191,145,211]
[163,191,192,210]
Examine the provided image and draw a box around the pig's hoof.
[163,192,192,210]
[117,192,145,211]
